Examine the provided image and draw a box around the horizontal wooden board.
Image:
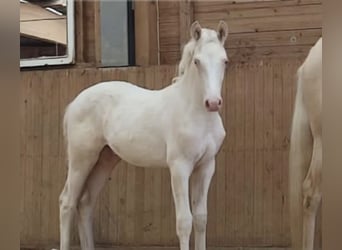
[222,4,321,19]
[160,28,321,52]
[160,45,311,65]
[194,0,322,13]
[20,2,65,21]
[193,13,322,34]
[227,29,322,49]
[21,19,67,45]
[228,44,313,62]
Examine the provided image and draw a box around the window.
[20,0,75,68]
[99,0,135,67]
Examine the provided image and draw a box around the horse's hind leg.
[302,137,322,250]
[77,146,121,250]
[59,144,103,250]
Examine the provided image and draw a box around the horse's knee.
[59,187,79,217]
[59,197,77,218]
[303,178,321,214]
[176,213,193,239]
[193,214,207,233]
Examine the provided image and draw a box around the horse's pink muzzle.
[205,98,222,112]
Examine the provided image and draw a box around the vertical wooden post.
[75,0,84,63]
[94,1,102,66]
[82,0,100,64]
[134,0,158,66]
[179,0,194,52]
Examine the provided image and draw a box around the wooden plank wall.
[20,58,322,249]
[66,0,322,66]
[158,0,322,64]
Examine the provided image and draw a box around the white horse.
[59,20,229,250]
[289,37,322,250]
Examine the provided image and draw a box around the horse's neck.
[170,68,208,116]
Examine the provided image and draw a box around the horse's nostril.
[218,99,222,105]
[205,100,210,108]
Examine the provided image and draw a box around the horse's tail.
[288,66,313,249]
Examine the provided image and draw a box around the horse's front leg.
[169,160,194,250]
[190,158,215,250]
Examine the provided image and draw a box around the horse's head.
[186,21,229,112]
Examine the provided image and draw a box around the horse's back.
[68,80,154,114]
[79,81,151,99]
[64,81,154,142]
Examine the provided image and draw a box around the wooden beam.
[75,0,84,62]
[134,0,158,66]
[179,0,193,51]
[20,2,66,45]
[21,20,67,46]
[94,1,102,66]
[20,2,65,21]
[35,0,67,8]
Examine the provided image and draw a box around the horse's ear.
[217,20,229,44]
[190,21,202,41]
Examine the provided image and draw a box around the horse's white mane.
[171,39,196,83]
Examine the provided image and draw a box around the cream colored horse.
[289,37,322,250]
[59,21,229,250]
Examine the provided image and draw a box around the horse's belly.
[108,136,168,168]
